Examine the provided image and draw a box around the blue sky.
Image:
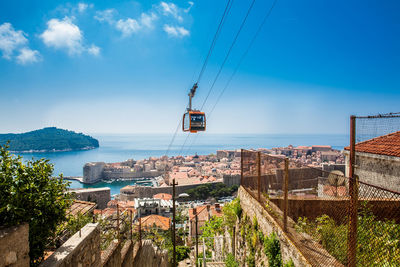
[0,0,399,134]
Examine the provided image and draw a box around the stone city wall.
[70,187,111,209]
[0,223,30,267]
[132,240,168,267]
[120,182,221,200]
[40,223,101,267]
[101,240,122,267]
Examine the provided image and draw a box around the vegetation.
[264,232,282,267]
[54,212,92,247]
[200,215,224,248]
[225,253,239,267]
[185,183,238,200]
[294,204,400,266]
[0,127,99,152]
[0,144,72,265]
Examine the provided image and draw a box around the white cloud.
[160,2,183,22]
[94,9,116,23]
[116,18,140,37]
[163,24,189,37]
[40,17,99,56]
[78,3,91,13]
[40,17,83,55]
[0,22,41,65]
[184,1,194,13]
[96,8,158,37]
[0,23,28,59]
[140,12,158,29]
[16,48,41,65]
[87,44,100,56]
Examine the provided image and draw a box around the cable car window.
[183,113,190,131]
[191,114,204,122]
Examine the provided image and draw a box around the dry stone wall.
[0,223,30,267]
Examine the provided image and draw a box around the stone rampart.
[0,223,30,267]
[70,187,111,209]
[132,240,168,267]
[40,223,101,267]
[120,182,221,200]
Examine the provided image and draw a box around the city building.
[344,131,400,193]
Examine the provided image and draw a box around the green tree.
[0,144,72,266]
[200,215,224,248]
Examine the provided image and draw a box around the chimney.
[207,204,211,219]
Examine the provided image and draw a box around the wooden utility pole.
[172,178,177,267]
[194,207,199,267]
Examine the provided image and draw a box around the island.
[0,127,99,152]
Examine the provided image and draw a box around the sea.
[14,133,348,196]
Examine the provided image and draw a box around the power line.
[196,0,234,84]
[200,0,257,111]
[184,0,278,154]
[208,0,278,118]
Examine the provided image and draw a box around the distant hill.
[0,127,99,152]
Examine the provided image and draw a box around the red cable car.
[183,110,206,133]
[182,83,206,133]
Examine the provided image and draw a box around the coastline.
[11,146,98,154]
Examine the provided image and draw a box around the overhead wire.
[208,0,278,118]
[184,0,278,154]
[164,0,235,157]
[196,0,234,85]
[199,0,257,111]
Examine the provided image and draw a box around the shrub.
[0,144,72,265]
[225,253,239,267]
[264,232,282,267]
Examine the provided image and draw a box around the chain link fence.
[241,113,400,266]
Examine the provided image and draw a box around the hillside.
[0,127,99,152]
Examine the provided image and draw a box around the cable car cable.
[208,0,278,118]
[196,0,234,85]
[165,0,234,156]
[184,0,278,153]
[200,0,257,111]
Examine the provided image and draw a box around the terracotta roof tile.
[344,131,400,157]
[139,215,171,231]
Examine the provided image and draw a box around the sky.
[0,0,399,135]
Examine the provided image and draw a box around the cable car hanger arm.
[188,83,198,111]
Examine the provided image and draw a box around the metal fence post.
[232,226,236,259]
[139,214,142,248]
[130,210,133,241]
[116,204,120,241]
[257,151,261,201]
[240,149,244,186]
[348,115,358,267]
[283,157,289,232]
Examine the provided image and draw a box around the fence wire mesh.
[241,112,400,267]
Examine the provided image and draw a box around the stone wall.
[120,182,221,200]
[83,162,106,183]
[132,240,168,267]
[223,174,241,187]
[238,186,343,267]
[121,241,134,267]
[70,187,111,209]
[101,240,122,267]
[0,223,29,267]
[102,170,162,180]
[40,223,101,267]
[344,151,400,194]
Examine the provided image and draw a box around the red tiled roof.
[153,193,172,200]
[139,215,171,231]
[67,200,96,216]
[344,131,400,157]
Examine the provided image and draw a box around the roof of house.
[67,200,96,216]
[189,204,223,221]
[344,131,400,158]
[153,193,172,200]
[139,215,171,231]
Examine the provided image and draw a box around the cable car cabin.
[183,111,206,133]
